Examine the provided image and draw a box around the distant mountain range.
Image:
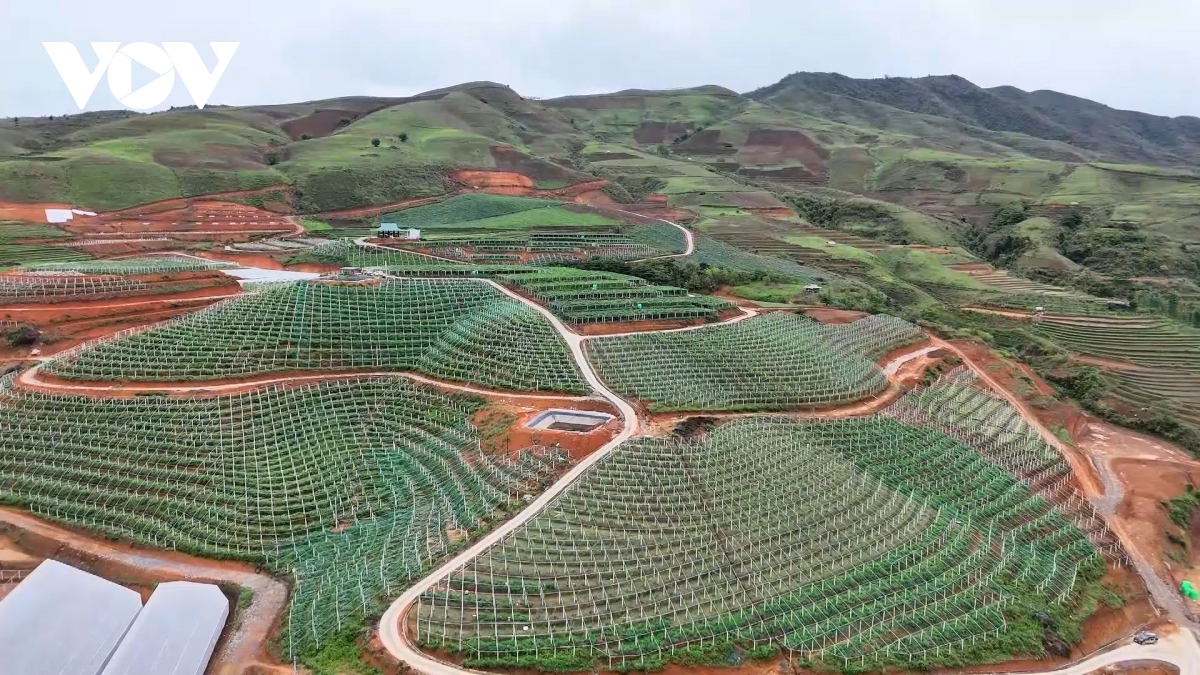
[749,72,1200,166]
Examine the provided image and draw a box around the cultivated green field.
[587,313,922,411]
[416,414,1101,671]
[45,279,587,393]
[0,375,569,661]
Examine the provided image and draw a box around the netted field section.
[1035,316,1200,369]
[0,375,570,659]
[624,222,688,255]
[0,273,149,302]
[410,231,665,264]
[498,268,733,324]
[919,282,1123,316]
[886,368,1123,558]
[1034,316,1200,425]
[20,255,236,275]
[587,313,922,411]
[291,241,465,269]
[414,417,1102,671]
[691,235,830,283]
[44,279,588,393]
[0,244,92,267]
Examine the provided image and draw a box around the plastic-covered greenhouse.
[100,581,229,675]
[0,560,142,675]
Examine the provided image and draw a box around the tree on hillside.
[1192,308,1200,328]
[371,138,380,147]
[655,144,670,157]
[398,132,408,142]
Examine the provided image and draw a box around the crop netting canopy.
[0,560,143,675]
[414,416,1102,671]
[45,278,587,394]
[0,374,570,660]
[587,313,923,411]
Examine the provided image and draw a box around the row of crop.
[0,373,571,660]
[586,313,920,411]
[414,415,1099,671]
[43,279,588,393]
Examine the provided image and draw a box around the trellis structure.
[885,367,1125,560]
[0,273,149,302]
[21,256,235,275]
[586,313,923,411]
[0,374,571,659]
[43,279,588,394]
[413,416,1101,671]
[497,268,733,324]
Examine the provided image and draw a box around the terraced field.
[0,243,92,267]
[1035,316,1200,425]
[1036,317,1200,369]
[18,255,236,275]
[691,235,830,282]
[888,368,1121,556]
[498,268,733,324]
[44,279,588,393]
[0,375,569,659]
[413,416,1101,671]
[704,227,871,275]
[587,313,922,411]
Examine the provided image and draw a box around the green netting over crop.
[414,416,1101,671]
[498,268,734,324]
[587,313,922,411]
[45,279,587,393]
[0,375,570,659]
[21,256,235,275]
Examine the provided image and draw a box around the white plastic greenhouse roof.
[0,559,143,675]
[100,581,229,675]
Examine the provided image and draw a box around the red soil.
[0,201,74,221]
[803,307,870,324]
[473,398,620,462]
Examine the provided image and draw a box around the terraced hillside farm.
[17,255,236,275]
[498,268,733,324]
[43,279,588,393]
[378,195,684,264]
[587,313,922,411]
[1034,315,1200,425]
[0,375,570,659]
[887,368,1121,556]
[413,416,1102,672]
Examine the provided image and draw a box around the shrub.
[370,138,380,147]
[398,132,408,142]
[5,324,39,347]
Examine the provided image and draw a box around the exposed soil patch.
[490,145,587,184]
[153,145,265,171]
[633,122,691,145]
[472,398,620,462]
[804,307,869,324]
[280,108,362,140]
[740,129,829,174]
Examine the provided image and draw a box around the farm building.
[0,560,142,675]
[379,222,400,237]
[100,581,229,675]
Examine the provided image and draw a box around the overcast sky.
[3,0,1198,119]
